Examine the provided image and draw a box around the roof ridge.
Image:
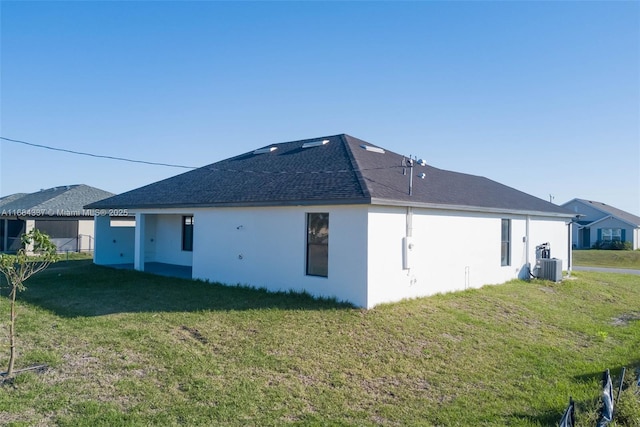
[341,135,372,200]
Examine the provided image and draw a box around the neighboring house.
[87,134,575,308]
[0,185,114,253]
[561,198,640,250]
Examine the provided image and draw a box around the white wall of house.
[192,205,369,306]
[93,204,571,308]
[150,214,193,266]
[143,214,157,261]
[364,207,570,308]
[528,216,570,269]
[93,215,135,264]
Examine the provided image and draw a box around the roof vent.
[253,147,278,155]
[418,173,426,179]
[417,159,427,166]
[360,144,385,154]
[302,139,329,148]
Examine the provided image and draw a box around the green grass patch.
[53,251,94,262]
[573,249,640,269]
[0,260,639,425]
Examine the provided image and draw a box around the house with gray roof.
[561,198,640,250]
[88,134,575,308]
[1,184,114,253]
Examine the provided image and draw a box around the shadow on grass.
[11,260,354,317]
[573,363,640,385]
[510,362,640,426]
[510,410,565,427]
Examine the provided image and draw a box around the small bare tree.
[0,228,57,377]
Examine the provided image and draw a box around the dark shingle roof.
[1,185,114,217]
[0,193,28,208]
[571,198,640,227]
[88,134,572,216]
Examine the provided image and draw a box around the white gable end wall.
[192,205,369,306]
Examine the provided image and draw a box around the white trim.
[370,198,575,219]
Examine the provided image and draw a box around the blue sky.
[1,1,638,214]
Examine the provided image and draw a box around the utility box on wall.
[539,258,562,282]
[402,236,414,270]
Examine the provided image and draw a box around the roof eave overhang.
[370,198,576,218]
[87,197,575,219]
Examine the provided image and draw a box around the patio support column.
[93,215,109,264]
[25,219,36,254]
[134,213,146,271]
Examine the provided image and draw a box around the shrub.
[592,240,632,250]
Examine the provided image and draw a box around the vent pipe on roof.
[408,158,414,196]
[406,156,427,195]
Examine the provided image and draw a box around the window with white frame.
[601,228,621,242]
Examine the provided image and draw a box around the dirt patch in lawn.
[612,312,640,326]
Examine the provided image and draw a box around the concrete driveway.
[573,266,640,275]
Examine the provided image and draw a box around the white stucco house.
[561,198,640,250]
[87,134,575,308]
[1,185,114,253]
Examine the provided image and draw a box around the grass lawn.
[573,250,640,269]
[1,260,639,426]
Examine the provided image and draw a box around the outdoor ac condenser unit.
[539,258,562,282]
